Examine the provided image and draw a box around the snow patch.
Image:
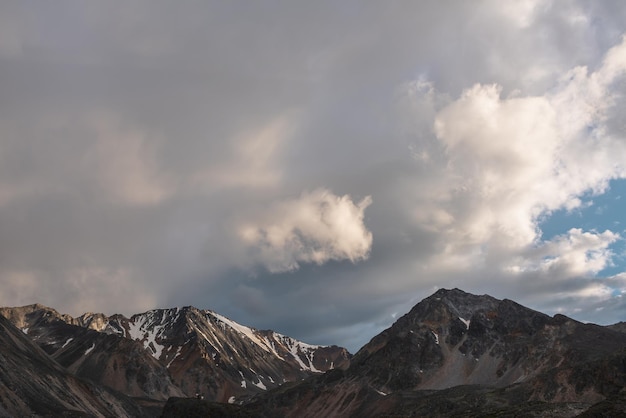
[431,331,439,345]
[262,335,285,359]
[212,312,269,351]
[196,327,226,352]
[127,314,166,360]
[459,317,470,329]
[167,346,182,368]
[146,329,164,359]
[273,332,322,372]
[127,318,143,341]
[207,313,327,373]
[228,396,236,404]
[290,345,309,370]
[253,379,267,390]
[84,343,95,355]
[514,374,527,383]
[61,338,74,348]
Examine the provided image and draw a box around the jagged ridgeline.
[3,289,626,417]
[0,304,349,417]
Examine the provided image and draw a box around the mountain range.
[0,303,348,417]
[2,288,626,417]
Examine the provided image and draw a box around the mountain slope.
[97,306,350,402]
[1,304,350,404]
[0,304,183,403]
[244,288,626,417]
[0,314,147,417]
[7,288,624,417]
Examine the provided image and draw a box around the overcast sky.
[1,1,626,352]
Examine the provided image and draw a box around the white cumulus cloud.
[509,228,620,276]
[238,189,372,273]
[410,35,626,271]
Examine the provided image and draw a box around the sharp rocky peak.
[413,288,499,318]
[349,288,575,393]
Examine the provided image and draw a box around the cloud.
[188,113,298,193]
[84,113,174,206]
[231,284,270,316]
[1,1,626,352]
[495,0,543,28]
[508,228,620,276]
[59,267,157,315]
[376,33,626,336]
[238,189,372,273]
[407,35,626,269]
[0,11,22,58]
[2,267,156,316]
[432,83,559,247]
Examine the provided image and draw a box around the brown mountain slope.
[0,304,350,404]
[0,304,184,403]
[0,314,147,417]
[242,288,626,417]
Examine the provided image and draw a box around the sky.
[1,1,626,352]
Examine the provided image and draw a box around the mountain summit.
[245,288,626,417]
[349,287,558,391]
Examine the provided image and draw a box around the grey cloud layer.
[1,1,626,351]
